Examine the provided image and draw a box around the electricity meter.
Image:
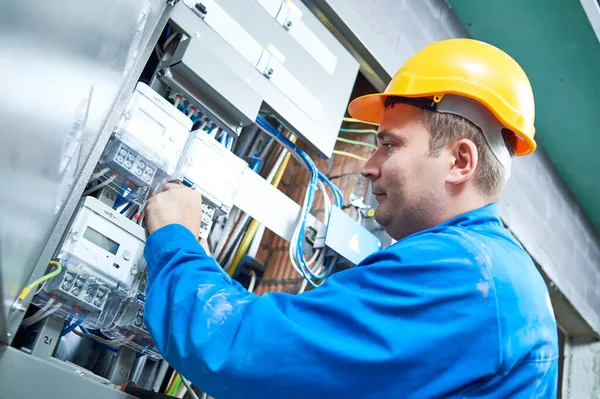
[33,196,146,328]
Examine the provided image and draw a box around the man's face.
[361,104,449,239]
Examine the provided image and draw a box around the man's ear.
[446,139,478,185]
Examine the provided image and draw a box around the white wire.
[209,127,219,139]
[154,45,164,61]
[213,208,240,261]
[247,270,257,293]
[197,120,209,132]
[162,33,178,52]
[90,167,111,181]
[72,330,135,346]
[21,297,57,327]
[82,174,118,197]
[180,377,200,399]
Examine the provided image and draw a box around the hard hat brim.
[348,93,536,156]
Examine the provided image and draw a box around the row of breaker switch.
[61,272,108,309]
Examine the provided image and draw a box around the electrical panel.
[165,0,359,156]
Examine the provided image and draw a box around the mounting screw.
[235,125,242,134]
[286,21,293,28]
[195,31,201,38]
[164,68,173,78]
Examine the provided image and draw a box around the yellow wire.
[227,137,296,278]
[343,117,379,126]
[332,150,368,162]
[18,261,62,301]
[166,372,182,396]
[335,137,377,150]
[339,128,378,135]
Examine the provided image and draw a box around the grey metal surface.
[108,346,138,385]
[30,316,63,359]
[1,0,172,344]
[168,0,359,157]
[0,345,135,399]
[303,0,469,91]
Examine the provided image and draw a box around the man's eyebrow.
[377,131,392,142]
[377,131,406,143]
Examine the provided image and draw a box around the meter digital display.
[83,227,120,255]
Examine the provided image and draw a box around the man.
[143,39,558,398]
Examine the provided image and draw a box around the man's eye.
[383,143,393,150]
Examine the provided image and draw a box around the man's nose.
[361,152,380,180]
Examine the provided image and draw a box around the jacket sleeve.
[143,224,501,399]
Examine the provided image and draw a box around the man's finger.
[163,182,185,191]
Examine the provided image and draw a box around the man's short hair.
[419,108,516,200]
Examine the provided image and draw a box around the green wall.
[449,0,600,233]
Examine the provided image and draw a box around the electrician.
[143,39,558,398]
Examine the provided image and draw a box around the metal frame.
[0,346,136,399]
[3,1,173,345]
[1,2,173,398]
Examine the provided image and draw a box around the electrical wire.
[332,150,368,162]
[339,127,378,135]
[90,167,111,181]
[18,261,62,301]
[213,208,241,260]
[247,270,257,293]
[217,213,250,264]
[72,329,134,346]
[21,296,58,327]
[256,115,339,287]
[162,32,179,52]
[61,314,87,337]
[166,373,182,396]
[343,117,379,126]
[336,137,377,150]
[82,173,119,196]
[78,326,119,352]
[180,377,201,399]
[227,220,259,277]
[153,360,170,393]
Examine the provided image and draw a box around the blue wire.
[166,24,172,39]
[79,326,120,352]
[257,116,324,286]
[114,182,129,204]
[61,310,75,334]
[120,202,133,214]
[192,115,201,124]
[61,314,86,337]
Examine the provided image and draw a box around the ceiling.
[448,0,600,234]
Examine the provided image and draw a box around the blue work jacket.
[144,203,558,398]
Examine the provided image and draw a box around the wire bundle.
[256,115,342,288]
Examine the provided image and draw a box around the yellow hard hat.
[348,38,536,155]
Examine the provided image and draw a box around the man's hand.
[145,182,203,237]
